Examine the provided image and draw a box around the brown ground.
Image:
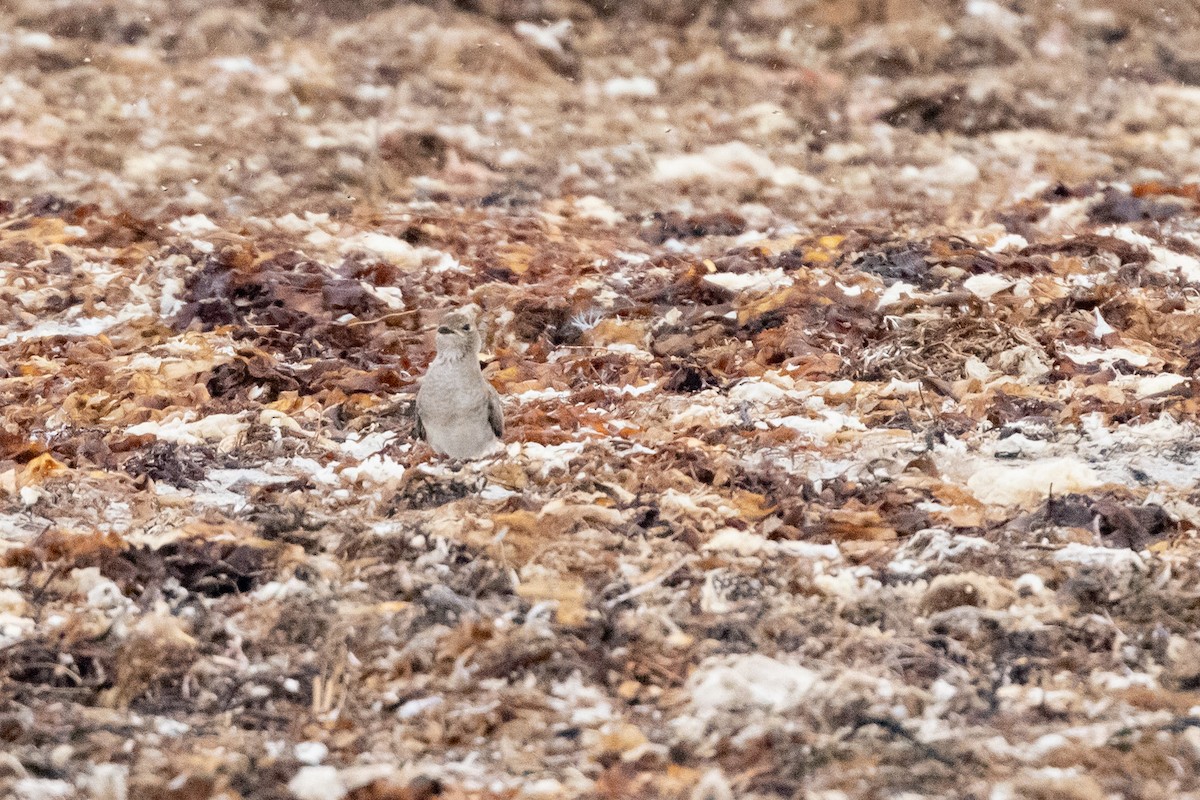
[3,1,1200,798]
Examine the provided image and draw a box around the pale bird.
[415,308,504,459]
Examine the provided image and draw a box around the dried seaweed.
[3,0,1200,797]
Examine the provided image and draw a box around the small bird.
[415,308,504,459]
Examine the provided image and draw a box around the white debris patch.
[772,412,843,439]
[194,468,301,511]
[338,431,398,460]
[965,457,1104,508]
[987,233,1029,252]
[675,654,903,751]
[1118,372,1188,399]
[0,588,34,648]
[602,76,658,98]
[704,528,841,561]
[812,565,883,601]
[288,766,345,800]
[685,654,819,719]
[167,214,220,236]
[1060,344,1157,369]
[901,154,981,187]
[1053,543,1147,571]
[337,233,463,273]
[341,454,408,485]
[506,441,587,477]
[963,273,1014,299]
[654,142,821,190]
[877,280,918,307]
[0,309,154,345]
[571,195,624,225]
[339,232,422,266]
[126,413,249,448]
[1102,226,1200,283]
[703,268,792,294]
[771,405,866,442]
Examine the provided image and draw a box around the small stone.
[293,741,328,766]
[287,766,345,800]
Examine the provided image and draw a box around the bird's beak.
[437,326,452,334]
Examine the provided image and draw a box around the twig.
[343,309,423,327]
[850,715,958,766]
[0,215,34,232]
[604,554,696,609]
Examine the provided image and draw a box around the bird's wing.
[413,390,427,440]
[486,384,504,439]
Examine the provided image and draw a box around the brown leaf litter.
[5,0,1200,799]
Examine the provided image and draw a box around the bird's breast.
[418,367,487,419]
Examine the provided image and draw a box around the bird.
[414,307,504,459]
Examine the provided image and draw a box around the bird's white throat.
[433,348,475,366]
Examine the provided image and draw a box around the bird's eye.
[462,324,470,331]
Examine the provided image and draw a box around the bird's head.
[434,308,482,360]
